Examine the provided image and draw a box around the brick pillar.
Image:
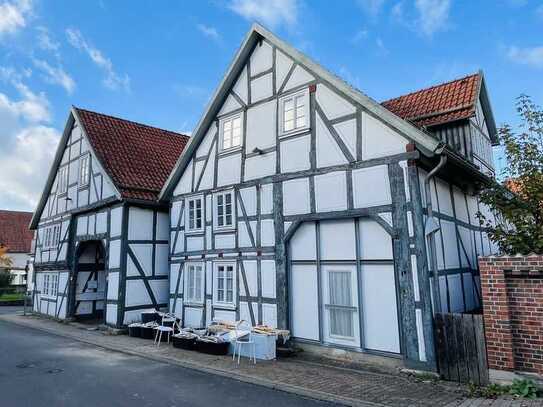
[479,257,515,372]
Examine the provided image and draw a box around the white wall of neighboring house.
[5,252,31,287]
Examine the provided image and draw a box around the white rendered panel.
[125,280,151,307]
[282,178,310,216]
[186,236,204,252]
[242,260,258,297]
[289,222,316,261]
[441,221,460,269]
[233,67,248,104]
[214,233,235,249]
[262,304,277,328]
[316,83,356,120]
[185,307,203,328]
[314,171,347,212]
[283,65,314,92]
[108,239,121,269]
[150,279,169,304]
[319,219,356,260]
[218,94,242,116]
[250,40,273,75]
[156,212,169,241]
[362,264,400,353]
[170,264,180,294]
[173,159,193,196]
[128,207,153,241]
[333,119,357,158]
[96,211,107,234]
[131,244,153,276]
[261,219,275,247]
[358,218,393,259]
[155,244,169,275]
[448,274,464,312]
[352,165,391,207]
[246,100,276,151]
[214,309,236,323]
[275,49,293,92]
[107,272,119,300]
[280,135,310,173]
[217,154,242,186]
[244,152,276,181]
[239,187,257,216]
[171,201,183,228]
[106,305,117,325]
[77,216,88,236]
[362,112,408,160]
[453,187,469,223]
[250,73,273,103]
[110,206,123,238]
[261,260,276,298]
[196,126,216,158]
[435,179,454,217]
[260,183,273,214]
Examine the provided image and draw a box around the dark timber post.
[273,181,288,330]
[389,162,419,363]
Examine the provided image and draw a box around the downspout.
[424,151,447,314]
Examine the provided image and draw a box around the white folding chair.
[154,312,178,347]
[232,320,256,364]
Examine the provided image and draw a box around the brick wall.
[479,255,543,376]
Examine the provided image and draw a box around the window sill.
[185,229,205,236]
[212,302,236,310]
[218,146,242,156]
[184,301,204,307]
[213,226,236,234]
[279,127,310,139]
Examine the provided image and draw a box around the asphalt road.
[0,316,332,407]
[0,305,24,314]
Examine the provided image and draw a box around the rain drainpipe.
[424,152,447,314]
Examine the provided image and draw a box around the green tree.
[477,95,543,254]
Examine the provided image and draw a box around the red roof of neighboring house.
[381,73,481,128]
[0,210,33,253]
[74,107,190,201]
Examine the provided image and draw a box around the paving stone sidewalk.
[1,313,541,407]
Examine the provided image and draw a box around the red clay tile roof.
[0,210,33,253]
[74,108,190,202]
[381,73,481,128]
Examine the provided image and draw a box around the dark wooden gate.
[434,313,489,385]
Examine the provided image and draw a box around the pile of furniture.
[127,311,290,361]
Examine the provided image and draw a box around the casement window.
[42,273,58,297]
[51,274,58,296]
[326,270,356,339]
[42,224,61,249]
[214,191,235,230]
[79,154,90,186]
[214,262,236,306]
[186,196,204,233]
[219,113,243,151]
[280,89,310,136]
[185,263,204,303]
[58,166,68,195]
[43,274,49,296]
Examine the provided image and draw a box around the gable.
[160,23,440,201]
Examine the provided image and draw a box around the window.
[326,270,355,338]
[280,89,309,136]
[214,191,234,229]
[186,196,204,232]
[51,274,58,296]
[43,274,49,295]
[185,263,204,303]
[214,262,236,306]
[42,273,58,297]
[42,224,61,249]
[220,114,242,151]
[79,154,90,186]
[58,166,68,194]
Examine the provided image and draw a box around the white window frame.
[279,88,310,137]
[184,262,204,305]
[219,112,243,152]
[213,261,236,308]
[43,224,60,250]
[42,272,58,298]
[79,153,90,187]
[213,190,235,231]
[324,268,358,342]
[185,195,204,233]
[58,166,68,195]
[43,274,49,296]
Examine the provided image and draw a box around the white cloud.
[228,0,299,28]
[0,68,59,210]
[392,0,450,37]
[352,29,369,44]
[66,28,130,92]
[33,59,75,94]
[507,45,543,68]
[197,23,220,41]
[0,0,32,37]
[415,0,451,37]
[36,26,60,53]
[0,125,59,210]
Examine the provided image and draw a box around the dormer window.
[79,154,90,187]
[219,113,243,151]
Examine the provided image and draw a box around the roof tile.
[0,210,33,253]
[74,108,189,202]
[381,73,481,128]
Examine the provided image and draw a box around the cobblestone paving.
[2,313,542,407]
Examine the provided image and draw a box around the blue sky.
[1,0,542,212]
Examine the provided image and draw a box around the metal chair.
[232,320,256,364]
[154,312,178,347]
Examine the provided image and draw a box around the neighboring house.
[0,210,34,290]
[160,24,499,370]
[30,108,189,326]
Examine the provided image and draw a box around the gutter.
[423,146,447,314]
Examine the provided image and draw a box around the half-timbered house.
[30,107,189,328]
[160,24,499,370]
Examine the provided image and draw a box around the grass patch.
[0,293,24,301]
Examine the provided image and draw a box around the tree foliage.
[0,245,12,269]
[478,95,543,254]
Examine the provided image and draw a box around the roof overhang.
[477,71,499,146]
[159,23,441,201]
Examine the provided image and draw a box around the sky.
[0,0,542,213]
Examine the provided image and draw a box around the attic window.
[58,166,68,195]
[79,154,90,187]
[280,89,310,136]
[219,113,243,151]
